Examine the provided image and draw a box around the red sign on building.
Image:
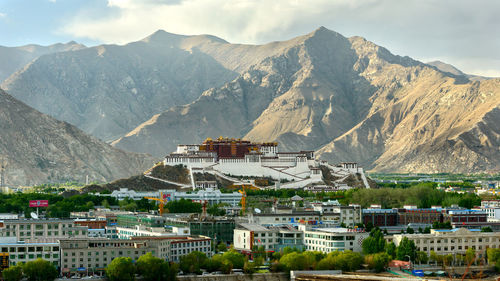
[29,200,49,207]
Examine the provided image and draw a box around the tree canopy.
[105,257,136,281]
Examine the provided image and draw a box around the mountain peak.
[141,30,187,44]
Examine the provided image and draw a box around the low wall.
[178,273,289,281]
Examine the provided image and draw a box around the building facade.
[392,228,500,257]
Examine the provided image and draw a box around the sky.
[0,0,499,77]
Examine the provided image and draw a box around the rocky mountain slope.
[113,27,500,173]
[0,89,156,186]
[0,41,85,82]
[1,31,237,141]
[426,60,489,81]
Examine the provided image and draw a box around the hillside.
[0,89,156,186]
[0,41,85,82]
[113,27,500,173]
[1,31,237,141]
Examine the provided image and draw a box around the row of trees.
[0,193,120,218]
[2,258,58,281]
[246,183,482,209]
[106,253,177,281]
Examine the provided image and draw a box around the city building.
[103,188,242,207]
[392,228,500,258]
[301,225,368,253]
[60,236,212,276]
[362,209,398,227]
[116,214,166,228]
[116,225,190,239]
[397,208,443,225]
[312,201,362,226]
[164,215,236,244]
[0,240,60,267]
[234,223,277,253]
[0,219,88,242]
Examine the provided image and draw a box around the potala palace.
[163,137,370,189]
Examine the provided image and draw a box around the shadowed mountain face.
[1,31,238,141]
[113,28,500,173]
[0,41,86,82]
[0,89,156,186]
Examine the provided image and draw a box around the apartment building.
[301,225,368,253]
[392,228,500,257]
[0,219,88,242]
[312,202,362,226]
[116,225,190,239]
[0,241,60,267]
[60,236,212,276]
[234,223,277,253]
[362,209,398,227]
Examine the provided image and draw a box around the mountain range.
[1,27,499,175]
[0,89,155,186]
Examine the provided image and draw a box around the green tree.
[207,204,226,216]
[280,252,309,271]
[136,253,176,281]
[416,251,429,264]
[165,199,202,213]
[365,253,391,273]
[2,264,23,281]
[385,242,397,259]
[406,227,414,234]
[222,249,245,269]
[106,257,135,281]
[180,251,208,274]
[481,226,493,232]
[101,199,111,209]
[396,237,416,261]
[217,242,227,253]
[487,248,500,264]
[23,259,58,281]
[465,248,476,265]
[362,228,386,254]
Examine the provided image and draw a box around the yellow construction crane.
[144,191,169,215]
[238,187,247,214]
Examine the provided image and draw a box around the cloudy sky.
[1,0,499,76]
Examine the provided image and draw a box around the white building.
[101,188,242,206]
[116,225,190,239]
[234,223,277,253]
[0,240,60,267]
[312,201,362,226]
[0,219,88,242]
[164,140,321,183]
[392,228,500,257]
[301,225,368,253]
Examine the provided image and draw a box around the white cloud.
[60,0,500,77]
[61,0,367,45]
[0,12,6,18]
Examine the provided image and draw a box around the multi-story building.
[392,228,500,258]
[60,236,212,276]
[251,211,323,225]
[116,225,190,239]
[362,209,398,227]
[104,188,242,207]
[233,223,279,253]
[0,219,88,242]
[312,201,362,226]
[233,223,304,254]
[116,214,166,228]
[442,209,489,229]
[164,216,235,244]
[397,208,443,225]
[301,225,368,253]
[0,241,60,267]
